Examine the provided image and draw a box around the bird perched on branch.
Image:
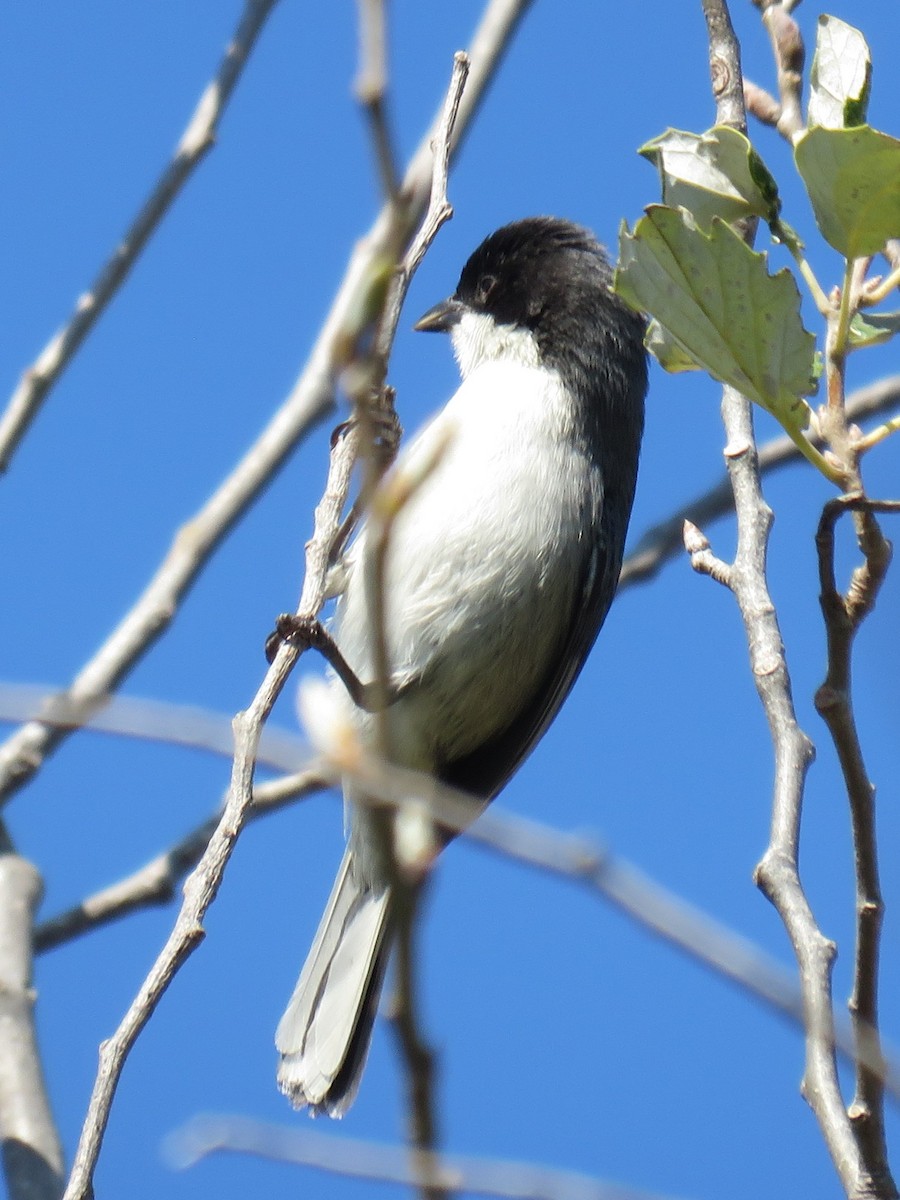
[276,216,647,1116]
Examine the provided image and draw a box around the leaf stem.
[832,259,856,366]
[863,261,900,307]
[773,221,831,314]
[855,415,900,454]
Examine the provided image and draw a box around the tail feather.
[276,849,391,1116]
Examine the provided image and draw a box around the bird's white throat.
[450,310,542,379]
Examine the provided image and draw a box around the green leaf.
[615,206,817,435]
[848,310,900,349]
[795,126,900,258]
[640,126,780,228]
[644,319,702,373]
[808,16,871,130]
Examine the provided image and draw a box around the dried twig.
[815,496,900,1195]
[760,1,805,138]
[355,0,401,203]
[60,408,362,1200]
[695,4,886,1198]
[0,849,64,1200]
[0,0,533,811]
[170,1114,682,1200]
[0,0,282,473]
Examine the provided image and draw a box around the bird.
[275,216,647,1116]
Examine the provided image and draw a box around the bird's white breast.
[330,349,593,774]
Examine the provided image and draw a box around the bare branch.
[0,850,64,1200]
[697,5,884,1196]
[360,76,471,1171]
[0,0,533,811]
[288,740,900,1100]
[27,709,900,1103]
[378,52,470,357]
[169,1114,684,1200]
[700,0,747,129]
[0,0,282,473]
[815,496,900,1195]
[0,683,307,769]
[60,385,363,1200]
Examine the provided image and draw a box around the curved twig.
[0,0,282,473]
[815,496,900,1195]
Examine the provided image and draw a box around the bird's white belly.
[332,359,591,769]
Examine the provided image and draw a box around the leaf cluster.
[614,15,900,485]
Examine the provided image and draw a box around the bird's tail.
[276,848,391,1116]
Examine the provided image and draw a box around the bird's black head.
[415,218,631,347]
[416,216,646,448]
[416,216,647,537]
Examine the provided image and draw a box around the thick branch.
[697,5,882,1198]
[0,852,64,1200]
[0,0,282,473]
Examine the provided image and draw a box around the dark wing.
[438,529,620,804]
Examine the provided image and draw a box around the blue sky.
[2,3,900,1199]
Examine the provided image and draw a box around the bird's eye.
[476,274,497,305]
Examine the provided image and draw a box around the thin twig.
[169,1114,683,1200]
[293,742,900,1100]
[697,5,881,1198]
[359,68,468,1182]
[617,378,900,593]
[355,0,401,202]
[26,706,900,1102]
[0,0,282,473]
[0,0,533,811]
[815,496,900,1196]
[374,53,469,367]
[0,850,64,1200]
[60,409,362,1200]
[365,438,459,1197]
[33,766,327,955]
[760,1,805,139]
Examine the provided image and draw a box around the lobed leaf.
[640,126,780,228]
[615,206,816,435]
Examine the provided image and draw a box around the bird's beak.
[413,296,466,333]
